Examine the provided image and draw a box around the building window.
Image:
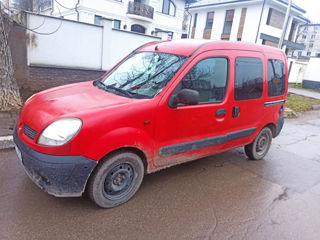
[311,35,315,39]
[193,13,198,27]
[38,0,53,11]
[310,43,314,48]
[161,0,176,16]
[222,10,234,35]
[235,57,263,100]
[168,32,173,40]
[178,57,229,104]
[203,12,214,39]
[131,24,146,34]
[288,20,298,41]
[94,15,102,25]
[267,60,285,97]
[191,13,197,39]
[114,20,121,29]
[266,8,285,29]
[237,8,247,40]
[205,12,214,29]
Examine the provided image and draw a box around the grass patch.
[286,93,320,112]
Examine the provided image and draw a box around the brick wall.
[25,67,105,100]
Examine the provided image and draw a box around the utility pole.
[278,0,292,49]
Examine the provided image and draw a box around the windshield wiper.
[94,80,134,98]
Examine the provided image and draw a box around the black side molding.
[264,100,286,107]
[159,127,257,157]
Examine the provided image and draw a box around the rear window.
[267,59,285,97]
[235,57,263,100]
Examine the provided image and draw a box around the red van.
[14,40,287,208]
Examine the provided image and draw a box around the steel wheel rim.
[255,131,270,155]
[103,163,134,200]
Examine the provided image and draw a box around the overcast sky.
[293,0,320,23]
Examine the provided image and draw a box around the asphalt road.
[1,111,320,240]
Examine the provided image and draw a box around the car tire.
[87,151,144,208]
[244,127,272,160]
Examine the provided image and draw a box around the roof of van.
[138,40,285,57]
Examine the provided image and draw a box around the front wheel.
[245,127,272,160]
[87,151,144,208]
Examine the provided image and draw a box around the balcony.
[127,1,154,22]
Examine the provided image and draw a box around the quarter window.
[177,58,228,104]
[235,57,263,100]
[268,60,285,97]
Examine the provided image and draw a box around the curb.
[0,135,14,150]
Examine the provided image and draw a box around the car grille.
[24,124,38,140]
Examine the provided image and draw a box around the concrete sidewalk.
[0,111,19,149]
[289,87,320,100]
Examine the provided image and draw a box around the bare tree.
[0,7,22,111]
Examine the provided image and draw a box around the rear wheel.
[87,151,144,208]
[245,127,272,160]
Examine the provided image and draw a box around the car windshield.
[97,52,187,99]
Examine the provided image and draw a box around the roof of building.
[138,39,285,57]
[188,0,306,14]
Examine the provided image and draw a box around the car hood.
[20,81,139,131]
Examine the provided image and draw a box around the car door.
[223,50,266,149]
[153,50,232,167]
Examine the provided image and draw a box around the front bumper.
[13,130,97,197]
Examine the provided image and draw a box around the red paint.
[17,40,287,173]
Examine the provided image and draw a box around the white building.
[187,0,309,53]
[37,0,186,40]
[294,24,320,58]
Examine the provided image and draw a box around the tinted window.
[268,60,285,96]
[235,57,263,100]
[178,58,228,103]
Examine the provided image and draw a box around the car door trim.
[159,127,257,157]
[264,100,285,107]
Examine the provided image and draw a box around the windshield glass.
[99,52,187,98]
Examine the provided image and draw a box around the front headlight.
[37,118,82,146]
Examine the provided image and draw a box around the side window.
[235,57,263,100]
[178,57,228,104]
[268,59,285,96]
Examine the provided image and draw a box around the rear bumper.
[13,130,97,197]
[275,116,285,137]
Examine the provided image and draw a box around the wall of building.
[26,13,160,70]
[50,0,185,39]
[10,12,160,100]
[27,13,103,70]
[302,58,320,89]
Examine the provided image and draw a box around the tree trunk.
[0,9,22,111]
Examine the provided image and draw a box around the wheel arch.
[97,147,149,174]
[263,123,277,138]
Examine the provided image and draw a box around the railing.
[127,1,154,20]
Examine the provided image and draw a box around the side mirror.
[169,89,199,108]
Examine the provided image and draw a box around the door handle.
[216,108,226,116]
[232,106,240,118]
